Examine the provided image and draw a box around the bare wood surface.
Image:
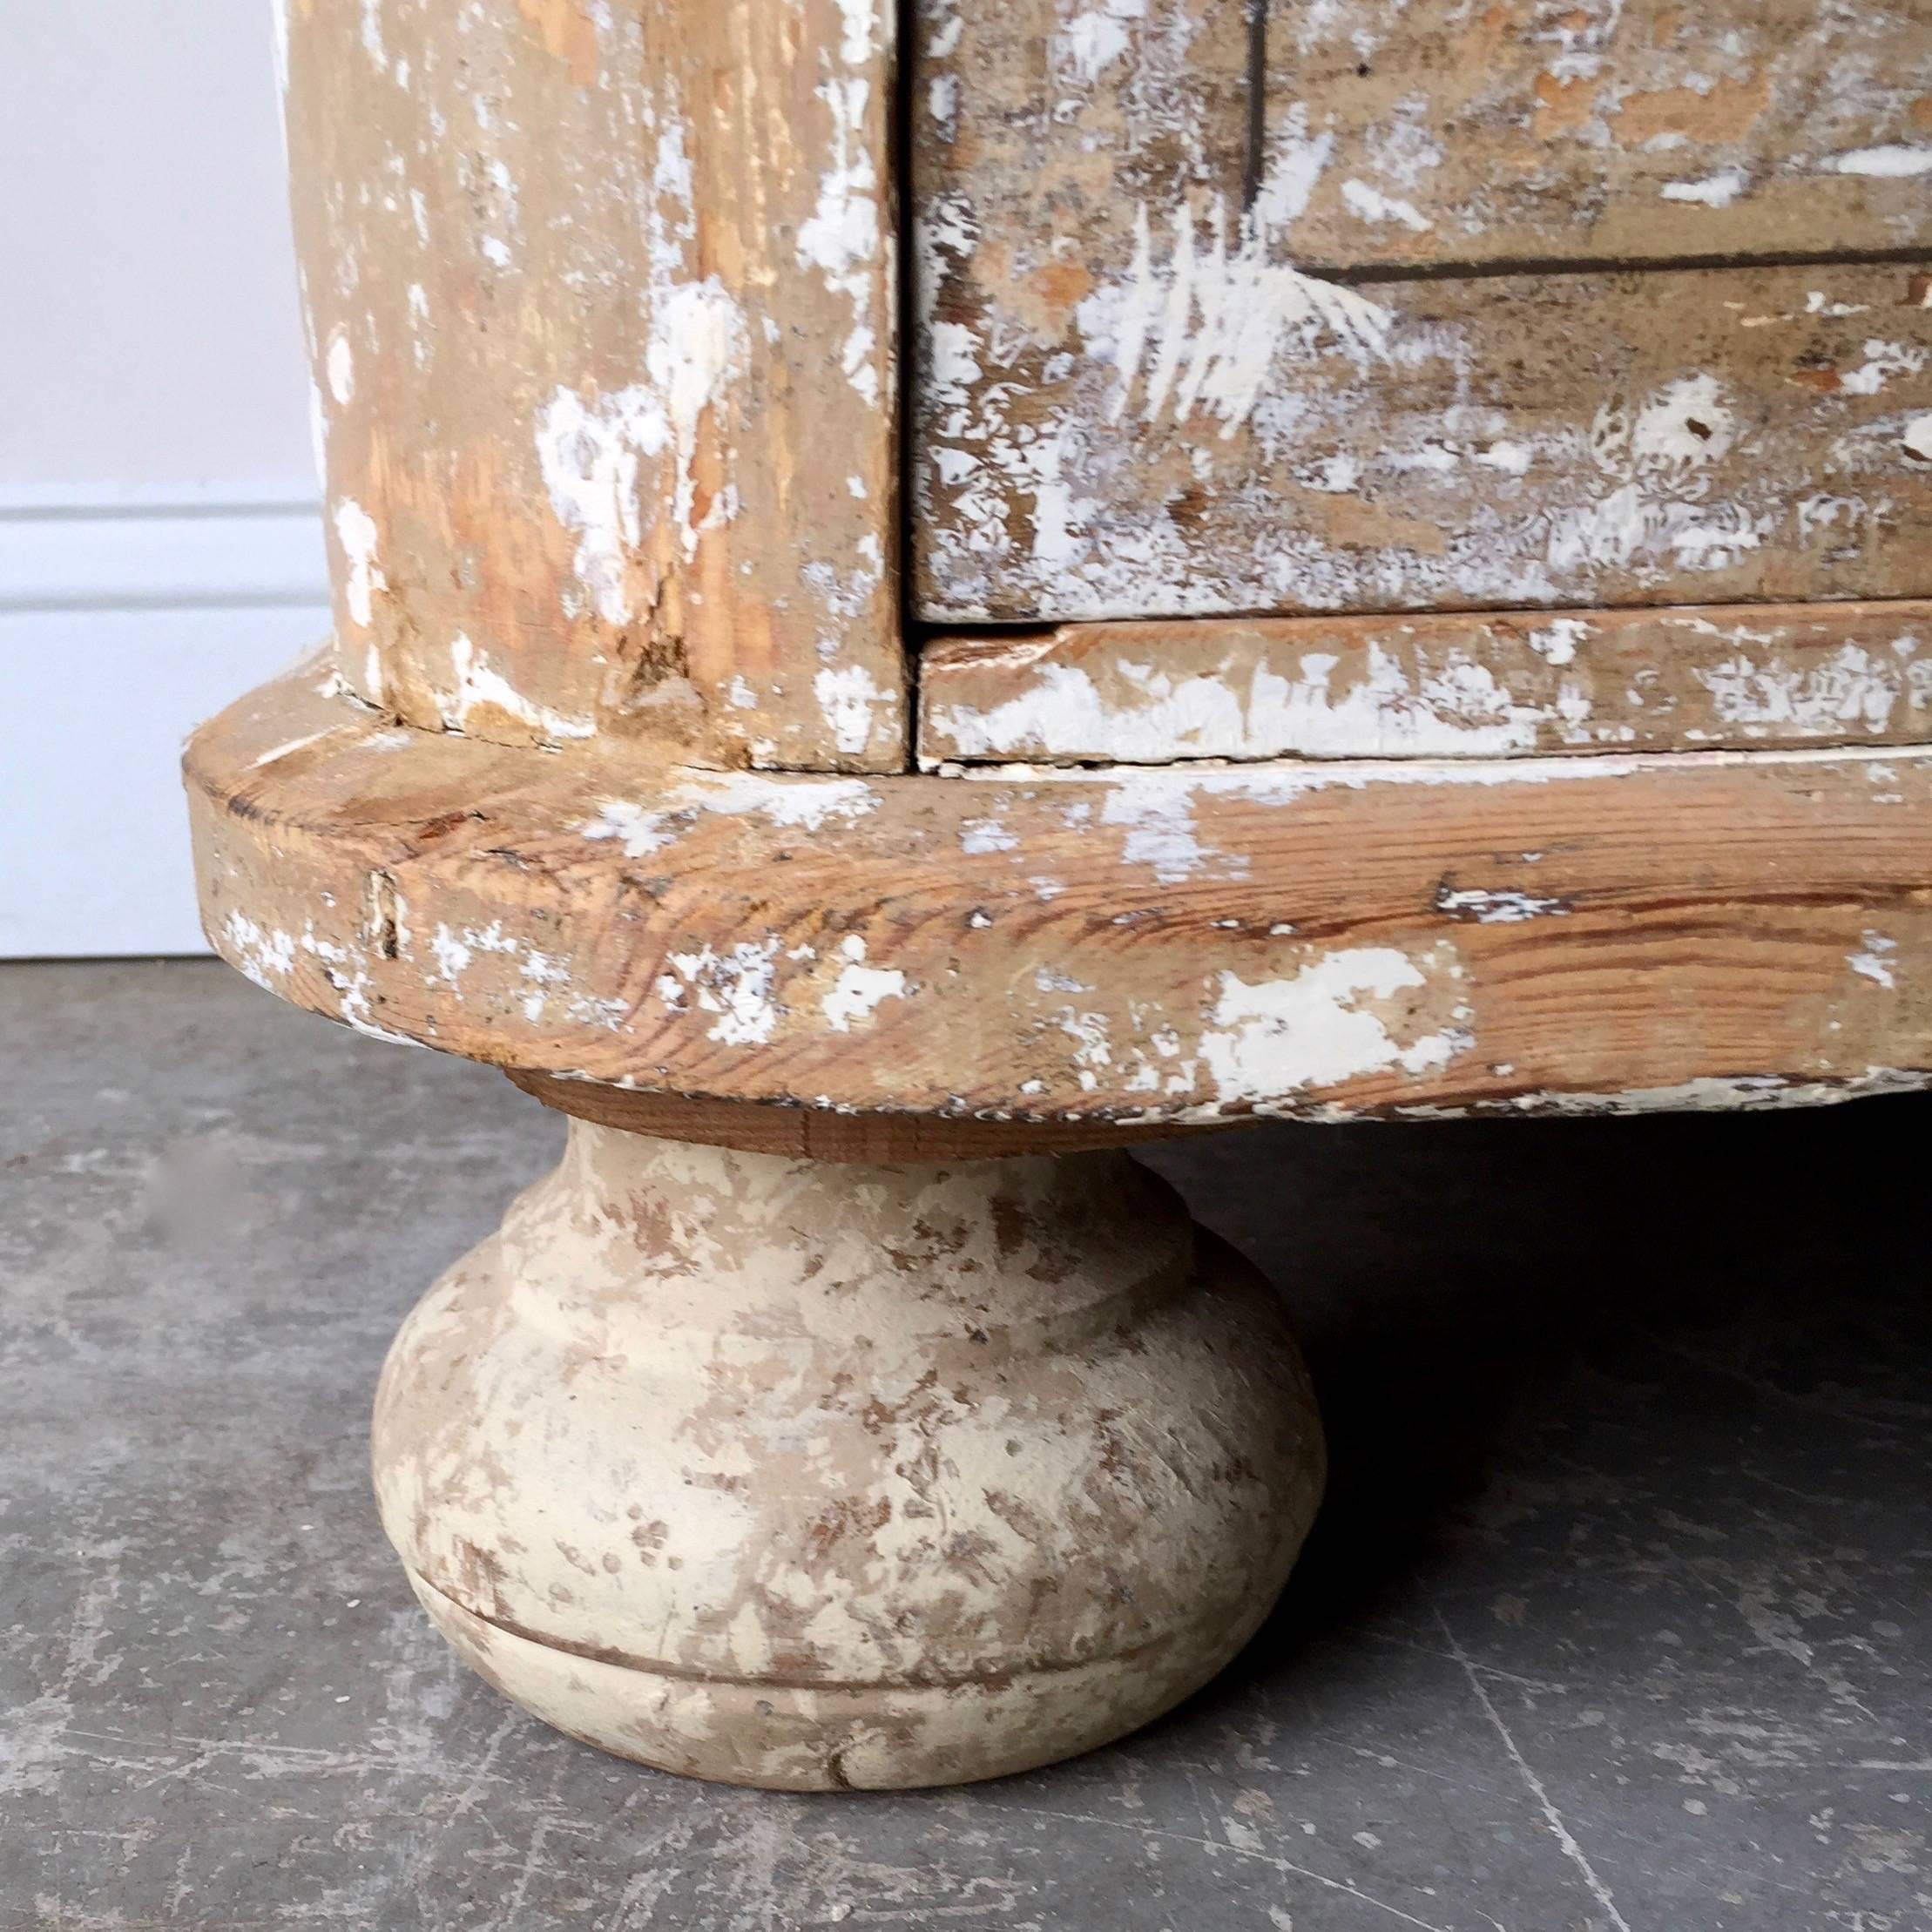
[915,0,1931,276]
[919,601,1932,767]
[505,1070,1235,1159]
[914,254,1932,622]
[284,0,906,770]
[186,664,1932,1122]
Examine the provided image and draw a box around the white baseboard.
[0,482,329,611]
[0,487,333,958]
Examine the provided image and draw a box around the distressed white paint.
[926,649,1561,764]
[796,1,885,411]
[1199,946,1469,1101]
[1340,179,1432,232]
[1661,170,1748,207]
[926,605,1932,768]
[1079,143,1393,438]
[1436,888,1570,923]
[960,817,1019,855]
[1845,341,1926,395]
[583,799,678,859]
[1529,619,1587,667]
[1098,780,1222,885]
[660,940,783,1045]
[1053,0,1147,86]
[535,280,746,620]
[1691,642,1927,737]
[831,0,881,72]
[914,2,1932,626]
[326,333,355,405]
[1827,146,1932,179]
[969,741,1932,788]
[813,665,895,758]
[223,910,296,990]
[821,936,908,1032]
[581,772,885,858]
[1495,1070,1932,1117]
[531,383,662,625]
[1548,375,1762,578]
[1848,932,1900,990]
[332,497,385,627]
[669,771,885,831]
[440,633,596,743]
[429,923,474,985]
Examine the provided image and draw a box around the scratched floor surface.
[4,959,1931,1931]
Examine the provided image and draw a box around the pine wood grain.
[186,664,1932,1123]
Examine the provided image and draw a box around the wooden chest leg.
[372,1114,1326,1790]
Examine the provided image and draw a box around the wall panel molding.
[2,485,332,957]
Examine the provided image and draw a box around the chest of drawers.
[187,0,1932,1789]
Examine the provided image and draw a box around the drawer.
[912,0,1932,625]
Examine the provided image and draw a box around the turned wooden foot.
[371,1113,1325,1790]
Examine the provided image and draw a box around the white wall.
[0,3,332,956]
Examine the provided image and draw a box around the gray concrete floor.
[5,960,1932,1930]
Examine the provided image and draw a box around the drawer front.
[918,602,1932,767]
[913,0,1932,625]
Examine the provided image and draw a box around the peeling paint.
[534,280,747,621]
[1199,945,1470,1100]
[333,499,386,629]
[1827,145,1932,179]
[821,936,908,1032]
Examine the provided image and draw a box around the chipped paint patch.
[659,940,783,1045]
[333,499,386,628]
[1827,146,1932,179]
[223,913,296,990]
[1053,0,1146,85]
[1436,888,1571,923]
[668,771,884,831]
[441,635,595,744]
[326,333,356,404]
[583,800,675,859]
[1848,933,1900,990]
[1661,168,1749,207]
[580,772,884,861]
[535,282,746,621]
[961,817,1019,855]
[929,651,1561,763]
[1692,643,1928,737]
[1341,179,1432,233]
[1077,136,1393,438]
[814,665,895,757]
[1100,777,1230,884]
[821,936,908,1032]
[1199,945,1470,1100]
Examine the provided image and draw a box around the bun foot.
[373,1118,1325,1789]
